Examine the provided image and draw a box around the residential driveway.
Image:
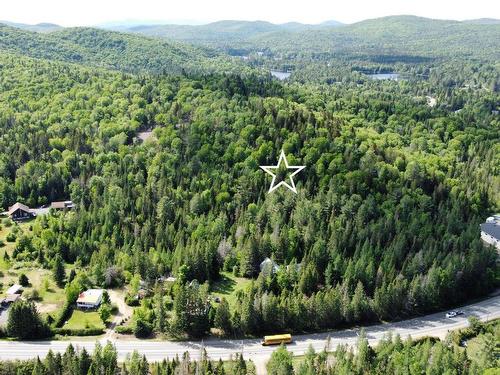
[0,307,9,326]
[105,289,133,339]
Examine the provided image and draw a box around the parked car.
[446,311,458,318]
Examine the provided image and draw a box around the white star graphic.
[260,150,305,194]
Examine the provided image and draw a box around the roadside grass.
[465,319,500,361]
[63,310,105,330]
[466,336,483,362]
[210,271,252,310]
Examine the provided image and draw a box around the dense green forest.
[0,319,498,374]
[120,16,500,82]
[0,33,498,340]
[0,25,248,75]
[248,16,500,60]
[119,16,500,60]
[3,16,499,84]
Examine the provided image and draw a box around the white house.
[260,257,280,273]
[481,215,500,251]
[6,284,23,295]
[76,289,104,309]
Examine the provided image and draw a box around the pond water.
[368,73,400,81]
[270,70,291,80]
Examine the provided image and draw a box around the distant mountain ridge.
[244,15,500,61]
[462,18,500,24]
[0,20,62,32]
[99,16,500,61]
[107,19,345,44]
[0,15,498,73]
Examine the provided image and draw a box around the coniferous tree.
[266,345,295,375]
[52,254,66,288]
[214,298,232,336]
[6,300,50,339]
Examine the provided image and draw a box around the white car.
[446,311,463,318]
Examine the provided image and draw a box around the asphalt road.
[0,295,498,365]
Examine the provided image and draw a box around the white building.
[6,284,23,295]
[260,257,280,273]
[76,289,104,309]
[481,215,500,251]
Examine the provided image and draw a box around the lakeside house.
[76,289,104,309]
[480,215,500,251]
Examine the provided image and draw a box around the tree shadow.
[211,275,236,295]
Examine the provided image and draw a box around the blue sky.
[2,0,499,26]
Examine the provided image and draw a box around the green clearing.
[63,310,105,330]
[210,272,252,310]
[0,263,65,313]
[0,219,65,314]
[0,220,32,271]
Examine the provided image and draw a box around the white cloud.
[2,0,499,26]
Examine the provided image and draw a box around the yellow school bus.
[262,333,292,346]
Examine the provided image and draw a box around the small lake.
[367,73,400,81]
[270,70,291,80]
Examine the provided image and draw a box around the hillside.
[249,16,500,61]
[0,24,227,74]
[0,20,62,32]
[121,16,500,62]
[463,18,500,25]
[0,50,498,340]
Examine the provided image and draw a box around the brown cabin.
[50,200,75,211]
[7,203,34,220]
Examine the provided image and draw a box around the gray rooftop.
[481,223,500,241]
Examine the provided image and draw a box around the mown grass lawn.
[210,271,252,310]
[63,310,105,330]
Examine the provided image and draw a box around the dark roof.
[7,202,31,216]
[481,223,500,240]
[4,294,20,303]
